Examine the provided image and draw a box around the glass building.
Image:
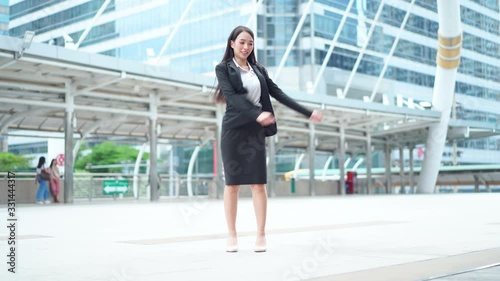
[7,0,500,166]
[0,0,8,35]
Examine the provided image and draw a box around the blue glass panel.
[10,0,115,37]
[0,14,8,23]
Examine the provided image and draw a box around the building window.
[9,141,48,155]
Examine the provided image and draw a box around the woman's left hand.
[309,110,323,123]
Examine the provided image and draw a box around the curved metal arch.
[187,138,210,197]
[0,107,54,134]
[73,115,129,163]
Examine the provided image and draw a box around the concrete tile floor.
[1,193,499,281]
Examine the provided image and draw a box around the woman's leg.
[35,178,44,203]
[49,179,55,200]
[42,181,50,202]
[224,185,240,238]
[250,184,267,251]
[54,179,60,202]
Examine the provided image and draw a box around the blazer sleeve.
[215,64,262,121]
[258,65,313,117]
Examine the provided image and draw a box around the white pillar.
[169,145,175,196]
[399,147,405,194]
[63,83,75,204]
[268,136,276,197]
[339,126,346,195]
[384,143,392,194]
[366,132,372,194]
[133,143,147,199]
[418,0,462,193]
[149,93,159,201]
[308,123,316,196]
[409,145,415,194]
[215,104,224,199]
[452,140,458,165]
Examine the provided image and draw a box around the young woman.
[35,156,51,204]
[214,26,323,253]
[49,159,61,203]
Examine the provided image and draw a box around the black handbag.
[40,170,51,180]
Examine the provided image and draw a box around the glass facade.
[9,141,48,155]
[10,0,116,38]
[0,0,8,35]
[7,0,500,160]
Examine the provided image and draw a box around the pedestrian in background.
[49,159,61,203]
[35,156,51,204]
[214,26,323,253]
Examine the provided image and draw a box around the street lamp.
[15,30,35,59]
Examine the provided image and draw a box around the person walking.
[49,159,61,203]
[35,156,51,204]
[214,26,323,253]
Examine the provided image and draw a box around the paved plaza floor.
[1,193,500,281]
[430,265,500,280]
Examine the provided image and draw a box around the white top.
[36,164,46,175]
[233,58,262,108]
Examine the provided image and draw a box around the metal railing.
[0,172,214,200]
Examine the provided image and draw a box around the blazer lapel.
[226,60,245,93]
[252,64,274,114]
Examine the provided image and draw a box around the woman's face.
[231,31,253,62]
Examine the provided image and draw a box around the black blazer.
[215,59,313,136]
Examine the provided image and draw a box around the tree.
[0,152,31,171]
[75,142,149,173]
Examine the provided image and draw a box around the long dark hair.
[213,26,257,103]
[50,159,56,168]
[37,156,46,169]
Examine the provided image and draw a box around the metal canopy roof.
[0,34,478,152]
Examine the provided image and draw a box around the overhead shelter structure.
[1,35,487,202]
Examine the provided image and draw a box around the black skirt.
[221,122,267,185]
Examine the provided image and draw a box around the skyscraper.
[0,0,8,35]
[8,0,500,165]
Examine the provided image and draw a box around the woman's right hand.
[256,111,275,126]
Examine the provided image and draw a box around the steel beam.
[155,0,195,64]
[273,0,314,81]
[75,0,112,49]
[187,139,209,197]
[342,0,386,98]
[312,0,356,93]
[369,0,416,101]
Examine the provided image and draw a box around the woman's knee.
[250,185,266,193]
[225,185,240,193]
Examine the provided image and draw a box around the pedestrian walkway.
[1,193,500,281]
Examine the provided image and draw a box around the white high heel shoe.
[226,238,238,253]
[254,237,266,253]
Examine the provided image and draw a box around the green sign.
[103,180,129,195]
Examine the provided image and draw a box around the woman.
[214,26,323,253]
[34,156,51,204]
[49,159,61,203]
